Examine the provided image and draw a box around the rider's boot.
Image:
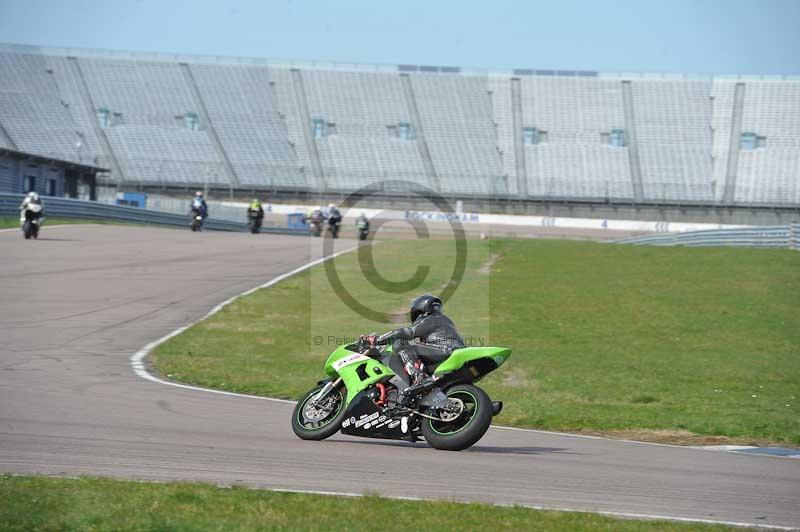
[398,362,437,407]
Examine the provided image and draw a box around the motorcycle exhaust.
[491,401,503,417]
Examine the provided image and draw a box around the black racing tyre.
[421,384,493,451]
[291,384,347,441]
[23,221,32,239]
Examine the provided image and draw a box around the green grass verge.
[153,239,800,445]
[0,475,738,531]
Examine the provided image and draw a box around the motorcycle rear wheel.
[292,384,347,441]
[420,384,493,451]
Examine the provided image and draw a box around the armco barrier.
[0,193,305,235]
[614,224,799,249]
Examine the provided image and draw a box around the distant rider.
[306,205,324,225]
[325,203,342,223]
[375,294,465,404]
[355,212,369,231]
[248,198,264,221]
[190,191,208,220]
[325,203,342,238]
[19,191,44,217]
[326,203,342,224]
[306,205,322,222]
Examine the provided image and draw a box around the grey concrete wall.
[98,185,800,227]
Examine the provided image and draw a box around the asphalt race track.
[1,225,798,529]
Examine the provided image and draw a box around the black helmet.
[409,294,442,323]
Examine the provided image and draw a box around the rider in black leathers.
[376,294,465,403]
[190,191,208,219]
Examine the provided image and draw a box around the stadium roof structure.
[0,41,798,207]
[0,146,108,174]
[1,42,798,82]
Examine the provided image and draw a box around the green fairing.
[324,345,356,377]
[324,345,396,404]
[433,347,512,376]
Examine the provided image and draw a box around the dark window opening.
[523,127,536,145]
[184,112,200,131]
[111,112,125,126]
[609,129,627,147]
[398,122,415,140]
[312,117,325,138]
[24,175,36,193]
[46,178,56,196]
[741,132,760,150]
[96,107,110,128]
[523,127,547,145]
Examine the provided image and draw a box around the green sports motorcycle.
[291,338,511,451]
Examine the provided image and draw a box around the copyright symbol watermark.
[313,336,324,345]
[321,180,467,324]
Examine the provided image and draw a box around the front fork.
[312,377,342,405]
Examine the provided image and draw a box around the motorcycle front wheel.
[291,384,347,441]
[22,221,32,239]
[420,384,493,451]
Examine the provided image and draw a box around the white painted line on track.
[15,472,793,530]
[696,445,760,452]
[130,244,359,404]
[129,239,799,458]
[264,487,797,530]
[0,223,102,233]
[123,240,799,529]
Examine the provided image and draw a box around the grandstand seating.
[266,67,316,187]
[0,44,798,205]
[300,69,429,190]
[487,76,518,195]
[710,79,737,202]
[518,77,632,199]
[43,56,105,164]
[0,53,92,161]
[631,80,713,202]
[77,58,227,184]
[735,81,800,204]
[190,63,305,188]
[409,73,505,195]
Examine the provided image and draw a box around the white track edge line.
[11,473,792,530]
[130,244,359,404]
[109,234,795,530]
[0,223,103,233]
[129,242,797,456]
[266,487,796,530]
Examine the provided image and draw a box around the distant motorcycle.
[308,212,323,237]
[357,219,370,241]
[190,209,204,232]
[20,204,43,240]
[247,209,263,234]
[327,215,342,239]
